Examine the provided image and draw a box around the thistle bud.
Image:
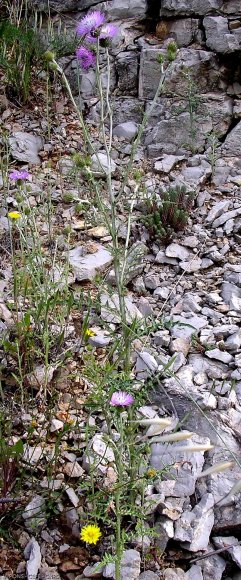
[43,51,55,62]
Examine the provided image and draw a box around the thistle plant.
[41,11,179,577]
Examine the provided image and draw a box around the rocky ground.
[1,80,241,579]
[1,9,241,576]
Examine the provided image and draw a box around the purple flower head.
[76,46,96,70]
[9,170,30,182]
[77,11,105,37]
[87,24,119,44]
[110,391,134,407]
[100,24,118,39]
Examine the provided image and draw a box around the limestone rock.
[206,200,230,223]
[179,258,202,273]
[204,16,240,53]
[101,293,142,324]
[31,0,92,11]
[166,243,190,261]
[107,242,147,284]
[139,572,160,580]
[103,549,140,579]
[162,568,186,579]
[175,493,214,551]
[24,538,41,580]
[157,18,199,47]
[22,495,46,532]
[154,155,185,174]
[160,0,222,16]
[91,153,116,177]
[205,348,232,364]
[140,49,220,101]
[113,122,138,141]
[9,132,43,164]
[69,244,112,281]
[94,0,147,19]
[222,121,241,157]
[151,433,208,497]
[171,315,207,339]
[63,462,84,478]
[187,565,203,579]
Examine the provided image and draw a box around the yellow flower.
[147,468,157,478]
[85,328,96,338]
[8,211,21,220]
[80,524,102,545]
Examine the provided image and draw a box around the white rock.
[91,152,116,177]
[69,244,112,281]
[187,564,203,579]
[9,132,43,164]
[63,462,84,478]
[92,434,115,463]
[50,419,64,432]
[65,486,79,507]
[23,446,43,465]
[136,351,158,374]
[101,293,142,324]
[103,549,141,579]
[154,154,184,174]
[166,243,190,261]
[205,348,232,364]
[176,493,214,551]
[206,200,231,223]
[179,258,202,272]
[225,332,241,350]
[22,495,46,531]
[113,122,138,141]
[170,338,190,356]
[24,538,41,580]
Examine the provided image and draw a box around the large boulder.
[30,0,102,11]
[139,48,222,100]
[160,0,222,16]
[204,16,240,53]
[94,0,147,19]
[144,94,232,157]
[156,18,199,47]
[221,0,241,15]
[222,121,241,157]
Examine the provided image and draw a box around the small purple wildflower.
[76,46,96,70]
[9,170,30,182]
[110,391,134,407]
[77,11,105,37]
[87,23,118,44]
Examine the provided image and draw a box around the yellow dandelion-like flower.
[85,328,96,338]
[147,468,157,478]
[80,524,102,545]
[8,211,21,220]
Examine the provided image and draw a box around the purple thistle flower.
[87,23,118,44]
[110,391,134,407]
[100,24,118,39]
[9,170,30,182]
[76,46,96,70]
[77,11,105,37]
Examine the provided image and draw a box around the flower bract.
[110,391,134,407]
[9,170,30,182]
[77,11,105,36]
[8,211,21,220]
[76,46,96,70]
[80,524,102,544]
